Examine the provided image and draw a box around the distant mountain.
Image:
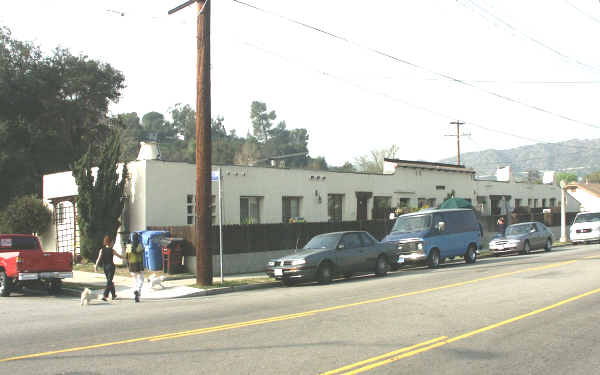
[439,138,600,178]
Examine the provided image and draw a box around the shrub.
[0,195,52,234]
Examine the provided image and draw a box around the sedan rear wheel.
[317,262,333,284]
[375,255,388,276]
[544,238,552,252]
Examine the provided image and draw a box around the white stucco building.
[566,183,600,212]
[40,154,580,256]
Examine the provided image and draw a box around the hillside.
[439,138,600,178]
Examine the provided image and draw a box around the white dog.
[80,288,92,306]
[147,274,166,289]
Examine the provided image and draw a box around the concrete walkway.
[62,270,276,300]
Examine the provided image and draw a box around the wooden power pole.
[169,0,213,286]
[447,120,468,166]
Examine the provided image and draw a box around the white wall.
[41,160,580,252]
[566,186,600,212]
[142,162,573,226]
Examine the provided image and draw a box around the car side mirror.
[436,221,446,232]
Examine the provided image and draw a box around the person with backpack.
[127,232,145,303]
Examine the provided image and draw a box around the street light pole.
[560,180,567,243]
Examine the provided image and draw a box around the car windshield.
[505,224,532,236]
[392,214,432,233]
[574,213,600,223]
[303,234,340,250]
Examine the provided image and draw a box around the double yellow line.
[0,259,578,363]
[322,286,600,375]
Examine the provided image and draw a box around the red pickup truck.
[0,234,73,297]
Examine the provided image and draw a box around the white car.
[570,211,600,244]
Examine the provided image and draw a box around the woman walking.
[94,235,123,301]
[127,232,145,302]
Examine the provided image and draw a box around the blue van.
[382,208,481,268]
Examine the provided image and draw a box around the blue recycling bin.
[139,230,169,271]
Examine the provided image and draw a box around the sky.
[2,0,600,167]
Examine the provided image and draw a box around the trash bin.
[160,237,185,274]
[140,231,169,271]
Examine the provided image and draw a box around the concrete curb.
[61,243,573,299]
[61,281,282,300]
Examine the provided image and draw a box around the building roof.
[384,158,476,174]
[567,183,600,198]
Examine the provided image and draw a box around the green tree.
[583,171,600,184]
[0,195,52,234]
[250,101,275,143]
[72,135,128,261]
[527,169,542,184]
[141,112,177,142]
[0,27,125,208]
[355,145,399,173]
[329,162,356,172]
[115,112,144,161]
[171,103,196,142]
[555,172,578,185]
[306,156,328,170]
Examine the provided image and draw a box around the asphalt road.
[2,244,600,375]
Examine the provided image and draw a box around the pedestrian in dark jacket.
[94,235,123,301]
[496,217,507,236]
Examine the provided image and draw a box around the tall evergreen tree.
[72,135,128,261]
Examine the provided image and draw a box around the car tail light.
[16,255,23,264]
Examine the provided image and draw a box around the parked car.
[381,208,482,269]
[569,211,600,244]
[0,234,73,296]
[488,222,553,256]
[265,231,397,285]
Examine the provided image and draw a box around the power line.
[232,0,600,131]
[563,0,600,26]
[241,39,600,161]
[457,0,600,72]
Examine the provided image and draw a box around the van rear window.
[0,237,39,250]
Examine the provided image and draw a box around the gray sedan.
[265,231,397,285]
[489,221,553,256]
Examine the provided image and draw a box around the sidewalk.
[62,270,277,300]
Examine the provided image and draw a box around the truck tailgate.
[19,251,72,273]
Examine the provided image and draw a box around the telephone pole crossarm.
[168,0,199,15]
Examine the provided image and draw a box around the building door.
[355,192,372,221]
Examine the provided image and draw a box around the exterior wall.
[40,160,580,254]
[391,167,475,208]
[127,160,148,231]
[566,187,600,212]
[141,161,574,226]
[40,163,144,258]
[473,179,579,214]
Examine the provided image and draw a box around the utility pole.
[169,0,213,286]
[446,120,469,166]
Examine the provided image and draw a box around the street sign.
[211,170,220,181]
